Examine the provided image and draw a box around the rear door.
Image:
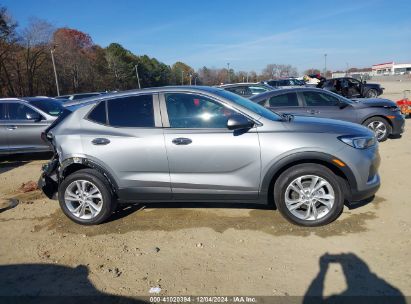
[5,102,49,152]
[80,94,171,200]
[0,103,9,153]
[160,92,261,200]
[301,91,358,122]
[266,92,307,116]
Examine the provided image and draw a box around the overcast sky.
[3,0,411,73]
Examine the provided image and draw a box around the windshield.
[214,89,281,121]
[29,99,63,116]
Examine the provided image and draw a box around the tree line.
[1,6,321,98]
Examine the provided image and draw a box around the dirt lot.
[0,80,410,299]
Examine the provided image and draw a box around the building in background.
[372,62,411,76]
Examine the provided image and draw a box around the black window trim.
[85,93,162,129]
[159,91,259,130]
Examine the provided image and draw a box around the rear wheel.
[274,164,344,227]
[58,169,115,225]
[363,117,391,142]
[366,89,378,98]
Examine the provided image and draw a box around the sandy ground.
[0,80,410,300]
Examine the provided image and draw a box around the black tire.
[365,89,378,98]
[274,164,345,227]
[363,116,391,142]
[58,169,115,225]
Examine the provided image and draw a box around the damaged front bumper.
[38,155,60,199]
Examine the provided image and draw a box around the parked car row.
[217,82,403,142]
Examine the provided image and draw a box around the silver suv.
[39,87,380,226]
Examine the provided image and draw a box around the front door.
[301,91,358,123]
[5,102,49,152]
[160,92,261,200]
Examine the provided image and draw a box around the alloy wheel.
[367,121,387,141]
[64,180,103,220]
[284,175,335,221]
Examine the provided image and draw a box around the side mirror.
[26,112,42,122]
[362,80,367,85]
[227,114,254,130]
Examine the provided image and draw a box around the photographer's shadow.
[303,253,405,304]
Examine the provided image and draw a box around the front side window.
[107,95,154,127]
[303,92,340,106]
[269,93,299,107]
[7,103,41,120]
[165,93,236,128]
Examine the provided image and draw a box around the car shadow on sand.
[303,253,406,304]
[0,263,147,303]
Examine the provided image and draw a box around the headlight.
[338,136,376,149]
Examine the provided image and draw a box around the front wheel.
[366,89,378,98]
[58,169,115,225]
[274,164,345,227]
[363,117,391,142]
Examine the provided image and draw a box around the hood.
[351,98,397,108]
[282,115,372,137]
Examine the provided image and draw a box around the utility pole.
[194,75,197,86]
[135,64,141,89]
[227,63,230,83]
[189,73,193,85]
[246,72,249,82]
[324,53,327,77]
[50,45,60,96]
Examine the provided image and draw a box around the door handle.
[91,138,110,145]
[172,137,192,145]
[6,125,17,130]
[306,110,319,114]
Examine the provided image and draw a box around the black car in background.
[250,87,404,142]
[320,77,384,98]
[262,78,306,88]
[217,83,274,98]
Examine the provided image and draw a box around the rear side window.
[107,95,154,127]
[269,93,299,107]
[88,101,107,124]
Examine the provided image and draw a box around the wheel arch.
[60,157,119,195]
[362,115,393,128]
[261,152,356,206]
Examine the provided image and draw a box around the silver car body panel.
[0,98,57,154]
